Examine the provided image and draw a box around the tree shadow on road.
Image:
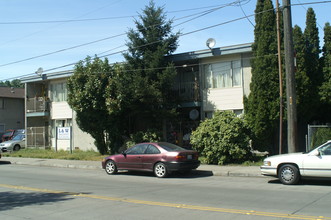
[0,160,11,165]
[0,191,74,211]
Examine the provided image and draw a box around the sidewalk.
[1,157,262,177]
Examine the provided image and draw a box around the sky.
[0,0,330,81]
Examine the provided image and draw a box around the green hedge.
[190,111,251,165]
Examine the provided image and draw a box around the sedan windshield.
[158,142,187,151]
[12,134,24,141]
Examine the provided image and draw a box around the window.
[0,98,4,109]
[126,144,149,155]
[50,82,67,102]
[204,111,213,119]
[0,124,5,133]
[320,143,331,156]
[51,119,72,138]
[145,145,160,154]
[233,109,243,116]
[203,60,242,89]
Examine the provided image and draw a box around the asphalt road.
[1,163,331,220]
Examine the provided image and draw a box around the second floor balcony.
[173,81,200,103]
[26,97,49,117]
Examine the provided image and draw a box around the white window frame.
[203,60,242,89]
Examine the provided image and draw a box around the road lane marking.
[0,183,329,220]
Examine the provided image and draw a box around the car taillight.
[175,155,186,160]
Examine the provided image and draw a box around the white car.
[0,134,25,152]
[260,140,331,185]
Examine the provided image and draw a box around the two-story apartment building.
[21,43,252,151]
[0,87,25,138]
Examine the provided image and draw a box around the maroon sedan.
[102,142,200,178]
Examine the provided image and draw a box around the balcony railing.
[173,82,200,102]
[26,126,49,149]
[26,97,48,113]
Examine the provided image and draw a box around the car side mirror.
[122,151,127,157]
[310,150,320,156]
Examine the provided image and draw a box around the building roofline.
[20,70,74,83]
[0,87,24,98]
[20,42,253,83]
[168,42,253,62]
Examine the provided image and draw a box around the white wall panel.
[203,87,243,111]
[51,102,72,119]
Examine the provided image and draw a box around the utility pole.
[282,0,298,153]
[276,0,283,154]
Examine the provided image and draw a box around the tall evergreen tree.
[304,8,320,85]
[120,1,180,134]
[319,22,331,122]
[303,8,322,122]
[244,0,279,152]
[293,25,311,122]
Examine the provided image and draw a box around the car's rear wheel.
[13,144,21,151]
[278,164,300,185]
[105,160,118,175]
[154,162,168,178]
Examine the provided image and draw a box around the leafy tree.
[190,111,251,165]
[244,0,279,152]
[0,79,23,88]
[67,57,120,154]
[120,0,180,134]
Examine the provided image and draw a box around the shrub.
[311,127,331,149]
[190,111,251,165]
[123,129,162,150]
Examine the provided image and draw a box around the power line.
[1,0,330,81]
[0,2,245,25]
[0,1,246,68]
[1,11,263,81]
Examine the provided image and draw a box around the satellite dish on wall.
[206,38,216,49]
[189,109,199,120]
[35,67,43,76]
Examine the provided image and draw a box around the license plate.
[187,155,192,160]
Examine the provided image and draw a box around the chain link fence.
[307,124,331,151]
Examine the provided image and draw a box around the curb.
[2,157,262,177]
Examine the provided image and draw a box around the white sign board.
[57,127,71,140]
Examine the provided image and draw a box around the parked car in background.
[0,133,25,152]
[1,129,15,142]
[1,129,25,142]
[260,140,331,185]
[102,142,200,178]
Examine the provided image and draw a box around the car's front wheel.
[278,164,300,185]
[13,144,21,151]
[154,162,168,178]
[105,160,118,175]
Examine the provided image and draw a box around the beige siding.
[0,98,25,130]
[71,111,96,151]
[203,87,244,111]
[51,102,72,119]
